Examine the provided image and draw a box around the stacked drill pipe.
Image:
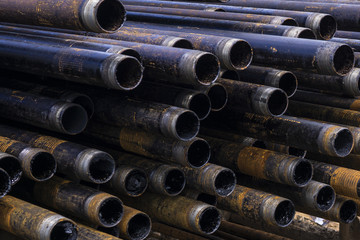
[122,0,338,40]
[0,124,115,184]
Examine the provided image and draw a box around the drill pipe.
[122,0,337,40]
[292,90,360,111]
[117,206,152,240]
[108,151,185,196]
[111,25,253,71]
[151,222,210,240]
[0,0,125,32]
[126,12,316,39]
[331,37,360,52]
[0,76,95,118]
[0,124,115,184]
[127,82,211,120]
[0,152,21,185]
[306,151,360,171]
[311,160,360,199]
[217,78,288,116]
[77,224,121,240]
[222,0,360,31]
[121,192,221,234]
[84,124,210,168]
[205,136,313,187]
[287,100,360,128]
[295,68,360,97]
[0,38,143,90]
[88,96,200,141]
[236,66,298,97]
[125,5,298,26]
[264,142,307,158]
[195,83,228,112]
[0,168,11,198]
[0,88,88,135]
[0,136,55,181]
[31,176,124,227]
[181,163,236,197]
[355,52,360,68]
[335,30,360,40]
[181,188,217,206]
[0,195,78,240]
[205,112,354,157]
[125,21,353,76]
[216,184,295,227]
[105,164,148,197]
[240,178,336,213]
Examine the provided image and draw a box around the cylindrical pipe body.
[0,124,115,184]
[195,83,228,112]
[0,195,78,240]
[216,185,295,227]
[77,224,121,240]
[264,142,307,158]
[335,30,360,40]
[306,151,360,171]
[117,206,152,240]
[205,136,313,187]
[206,112,354,157]
[83,124,210,168]
[218,78,288,116]
[181,188,217,206]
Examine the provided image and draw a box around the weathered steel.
[121,192,221,234]
[0,195,78,240]
[218,78,288,116]
[264,142,307,158]
[306,151,360,171]
[182,163,236,197]
[122,0,337,39]
[0,124,115,184]
[181,188,217,206]
[236,66,298,97]
[30,176,123,227]
[117,206,151,240]
[151,222,210,240]
[125,21,354,76]
[0,88,88,135]
[206,112,354,157]
[0,136,55,181]
[77,224,121,240]
[195,83,228,112]
[295,68,360,97]
[335,30,360,40]
[107,151,185,196]
[113,25,253,71]
[205,136,313,187]
[0,0,125,32]
[84,124,210,168]
[331,37,360,52]
[126,12,316,39]
[217,184,295,227]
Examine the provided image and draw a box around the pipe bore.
[30,151,57,181]
[274,200,295,227]
[195,53,220,85]
[207,83,228,111]
[98,197,124,227]
[0,154,22,185]
[292,160,313,187]
[175,111,200,141]
[278,72,298,97]
[316,186,336,211]
[267,89,288,116]
[229,40,253,70]
[95,0,126,32]
[50,221,77,240]
[88,154,115,184]
[125,169,148,196]
[127,213,152,240]
[187,139,211,168]
[199,207,221,234]
[333,128,354,157]
[164,169,186,196]
[188,93,211,120]
[0,168,11,198]
[214,169,236,196]
[339,200,357,223]
[115,56,143,90]
[334,45,355,76]
[59,104,88,135]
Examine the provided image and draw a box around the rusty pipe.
[117,206,152,240]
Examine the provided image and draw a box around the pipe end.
[290,159,313,187]
[0,153,22,185]
[127,213,152,240]
[252,86,288,116]
[207,83,228,112]
[198,206,222,234]
[320,127,353,157]
[270,17,298,26]
[0,168,11,198]
[186,138,211,168]
[125,168,148,197]
[305,13,337,40]
[221,39,253,70]
[50,221,77,240]
[214,168,236,197]
[316,185,336,211]
[98,197,124,227]
[339,199,357,223]
[60,92,94,119]
[162,37,194,49]
[262,197,295,227]
[283,27,316,39]
[164,168,186,196]
[344,68,360,96]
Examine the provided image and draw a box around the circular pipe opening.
[279,72,298,97]
[31,152,57,181]
[199,207,221,234]
[334,129,354,157]
[165,169,186,196]
[172,39,194,49]
[175,111,200,141]
[0,155,22,185]
[214,169,236,196]
[289,147,307,158]
[230,41,253,70]
[293,160,313,187]
[340,200,357,223]
[121,49,142,63]
[197,193,217,206]
[319,15,337,40]
[195,53,220,85]
[187,139,211,168]
[0,168,10,198]
[283,19,298,26]
[334,45,354,76]
[220,70,239,80]
[99,197,123,227]
[189,93,211,120]
[207,84,228,111]
[316,186,335,211]
[127,213,152,240]
[116,57,143,90]
[60,104,88,135]
[274,200,295,227]
[125,169,148,196]
[267,89,288,116]
[298,29,317,39]
[50,221,77,240]
[89,156,115,184]
[96,0,126,32]
[72,95,95,119]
